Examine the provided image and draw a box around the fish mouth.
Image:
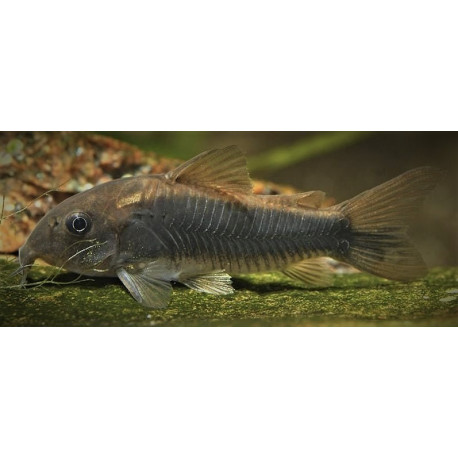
[14,243,38,286]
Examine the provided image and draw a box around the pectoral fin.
[283,257,334,287]
[117,264,172,309]
[181,271,234,295]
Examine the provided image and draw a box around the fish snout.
[17,243,38,285]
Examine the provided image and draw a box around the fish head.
[18,186,120,281]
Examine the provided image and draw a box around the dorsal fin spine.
[166,146,252,194]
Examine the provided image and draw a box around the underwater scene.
[1,131,457,326]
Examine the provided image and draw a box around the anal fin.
[283,257,334,287]
[117,263,172,309]
[181,271,234,295]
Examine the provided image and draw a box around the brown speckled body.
[110,176,348,276]
[19,175,346,279]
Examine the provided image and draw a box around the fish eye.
[66,212,92,235]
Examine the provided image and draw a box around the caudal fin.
[334,167,442,281]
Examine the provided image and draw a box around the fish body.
[18,146,441,308]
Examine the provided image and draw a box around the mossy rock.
[0,259,457,326]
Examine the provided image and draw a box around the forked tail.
[333,167,442,281]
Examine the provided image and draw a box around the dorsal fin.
[165,145,252,194]
[258,191,327,209]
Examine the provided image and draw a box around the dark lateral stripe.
[151,188,343,271]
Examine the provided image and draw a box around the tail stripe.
[333,167,441,281]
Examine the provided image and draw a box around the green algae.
[0,259,457,326]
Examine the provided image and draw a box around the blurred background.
[102,132,457,266]
[1,132,456,266]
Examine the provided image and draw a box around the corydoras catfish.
[17,146,441,308]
